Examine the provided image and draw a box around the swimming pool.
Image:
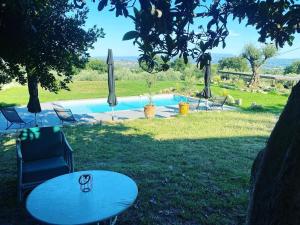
[61,94,192,114]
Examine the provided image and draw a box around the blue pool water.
[62,95,190,114]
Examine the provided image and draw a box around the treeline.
[75,58,218,81]
[218,56,300,75]
[76,45,299,83]
[218,43,300,77]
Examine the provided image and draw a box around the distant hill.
[95,54,300,69]
[264,58,300,69]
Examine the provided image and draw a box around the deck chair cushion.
[19,127,64,162]
[22,156,69,183]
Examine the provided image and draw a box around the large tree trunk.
[247,81,300,225]
[248,65,259,88]
[26,68,41,114]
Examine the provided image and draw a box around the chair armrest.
[16,139,23,161]
[223,96,228,105]
[62,133,74,172]
[63,134,73,153]
[16,139,23,195]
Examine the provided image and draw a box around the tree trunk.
[248,65,259,88]
[26,67,41,114]
[247,81,300,225]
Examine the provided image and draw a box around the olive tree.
[170,58,191,73]
[241,43,277,87]
[0,0,102,108]
[85,59,107,73]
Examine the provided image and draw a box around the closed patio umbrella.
[201,54,212,109]
[27,75,41,126]
[202,63,212,98]
[107,49,117,120]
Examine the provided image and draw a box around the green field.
[0,81,176,107]
[0,111,276,225]
[0,80,288,114]
[209,84,289,113]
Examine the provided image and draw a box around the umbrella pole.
[35,113,38,126]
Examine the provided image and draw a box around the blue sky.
[85,4,300,59]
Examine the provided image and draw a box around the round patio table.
[26,170,138,225]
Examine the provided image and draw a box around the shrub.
[236,79,245,88]
[222,89,229,97]
[85,59,107,73]
[74,65,197,82]
[268,87,279,95]
[156,69,182,81]
[211,64,218,77]
[170,58,191,72]
[226,95,235,105]
[284,61,300,75]
[180,72,197,97]
[182,66,203,80]
[115,67,143,80]
[249,102,264,111]
[283,81,295,89]
[213,75,222,83]
[74,70,104,81]
[218,56,249,72]
[235,99,242,106]
[159,87,176,94]
[275,82,284,90]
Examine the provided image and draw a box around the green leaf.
[97,0,108,11]
[122,31,139,41]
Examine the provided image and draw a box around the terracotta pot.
[179,102,189,115]
[144,105,156,119]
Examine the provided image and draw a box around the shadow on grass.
[0,123,267,225]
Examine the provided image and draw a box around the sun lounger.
[0,107,34,130]
[52,104,77,124]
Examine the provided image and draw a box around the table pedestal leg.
[97,216,118,225]
[109,216,118,225]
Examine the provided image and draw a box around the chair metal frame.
[16,132,74,201]
[0,107,35,130]
[53,107,77,124]
[196,96,228,111]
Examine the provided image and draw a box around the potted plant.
[144,74,156,119]
[179,101,189,115]
[178,73,196,115]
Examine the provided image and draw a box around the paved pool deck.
[0,95,236,133]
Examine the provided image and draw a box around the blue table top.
[26,170,138,225]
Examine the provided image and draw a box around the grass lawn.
[0,80,288,114]
[0,111,276,225]
[209,84,289,114]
